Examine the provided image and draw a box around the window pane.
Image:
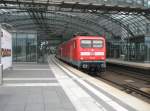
[81,40,92,48]
[12,32,37,62]
[93,40,103,48]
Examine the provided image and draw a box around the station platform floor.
[0,56,150,111]
[106,58,150,70]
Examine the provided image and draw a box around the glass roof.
[1,0,149,8]
[0,0,150,41]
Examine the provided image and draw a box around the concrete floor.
[0,64,75,111]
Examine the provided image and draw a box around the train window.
[81,40,92,48]
[93,40,103,48]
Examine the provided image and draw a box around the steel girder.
[0,11,122,37]
[0,1,150,40]
[13,24,91,36]
[0,10,149,39]
[111,14,150,36]
[0,0,150,15]
[0,11,106,35]
[12,20,100,35]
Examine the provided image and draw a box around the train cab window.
[93,40,103,48]
[81,40,92,48]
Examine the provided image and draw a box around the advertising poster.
[0,28,12,70]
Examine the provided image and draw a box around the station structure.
[0,0,150,111]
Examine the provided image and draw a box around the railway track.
[98,76,150,100]
[100,66,150,100]
[107,66,150,84]
[107,66,150,83]
[54,57,150,100]
[122,84,150,99]
[86,69,150,100]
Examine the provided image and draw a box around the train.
[56,35,106,73]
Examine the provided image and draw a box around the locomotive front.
[79,37,106,72]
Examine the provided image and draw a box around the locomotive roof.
[59,35,105,46]
[72,36,105,40]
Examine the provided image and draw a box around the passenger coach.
[56,35,106,73]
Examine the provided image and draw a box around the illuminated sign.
[0,28,12,70]
[1,48,11,57]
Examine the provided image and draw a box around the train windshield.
[81,40,92,48]
[93,40,103,48]
[81,39,103,48]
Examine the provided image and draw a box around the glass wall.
[12,32,37,62]
[107,37,150,62]
[145,36,150,62]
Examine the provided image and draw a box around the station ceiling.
[0,0,150,41]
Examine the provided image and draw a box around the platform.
[106,59,150,70]
[0,56,150,111]
[1,63,75,111]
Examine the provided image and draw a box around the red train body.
[56,35,106,73]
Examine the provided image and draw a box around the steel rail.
[53,57,150,99]
[107,66,150,83]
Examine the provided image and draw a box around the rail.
[107,65,150,83]
[54,57,150,100]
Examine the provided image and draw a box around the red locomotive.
[56,35,106,73]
